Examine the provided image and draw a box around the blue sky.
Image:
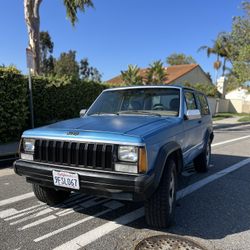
[0,0,244,81]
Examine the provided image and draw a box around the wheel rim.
[169,171,175,214]
[206,142,211,167]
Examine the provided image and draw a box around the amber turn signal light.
[138,147,148,173]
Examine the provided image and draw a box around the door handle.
[198,120,202,124]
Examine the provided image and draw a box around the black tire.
[193,138,211,173]
[144,158,177,228]
[32,184,70,205]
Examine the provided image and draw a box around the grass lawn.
[238,115,250,122]
[212,113,235,121]
[212,112,250,122]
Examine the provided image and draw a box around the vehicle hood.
[33,115,165,134]
[23,115,180,143]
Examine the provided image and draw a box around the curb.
[213,122,250,129]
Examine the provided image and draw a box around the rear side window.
[184,92,197,110]
[197,94,210,115]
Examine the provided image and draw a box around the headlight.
[23,139,35,153]
[118,146,138,162]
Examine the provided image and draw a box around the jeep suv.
[14,86,213,228]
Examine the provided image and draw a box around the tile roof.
[107,64,199,84]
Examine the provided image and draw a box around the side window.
[197,94,210,115]
[184,92,197,110]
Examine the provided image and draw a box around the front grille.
[34,140,115,170]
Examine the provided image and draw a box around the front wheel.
[32,184,70,205]
[194,139,211,173]
[144,158,177,228]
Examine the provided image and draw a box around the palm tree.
[24,0,93,75]
[198,33,231,81]
[146,60,167,85]
[121,65,143,85]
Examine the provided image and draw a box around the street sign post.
[26,48,34,128]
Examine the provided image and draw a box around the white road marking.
[0,167,15,177]
[53,207,144,250]
[54,157,250,250]
[0,204,42,219]
[177,158,250,199]
[10,208,53,225]
[18,215,56,230]
[55,197,108,216]
[5,205,46,221]
[212,135,250,147]
[18,197,109,230]
[0,208,18,219]
[34,201,124,242]
[0,192,34,207]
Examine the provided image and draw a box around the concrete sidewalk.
[213,116,250,129]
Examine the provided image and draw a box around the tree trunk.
[24,0,42,75]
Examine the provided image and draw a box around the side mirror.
[80,109,87,117]
[185,109,201,120]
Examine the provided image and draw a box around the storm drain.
[135,235,207,250]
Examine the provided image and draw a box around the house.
[107,64,213,86]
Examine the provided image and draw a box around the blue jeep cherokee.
[14,85,213,228]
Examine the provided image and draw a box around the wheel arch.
[151,141,183,191]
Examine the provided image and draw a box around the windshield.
[87,88,180,117]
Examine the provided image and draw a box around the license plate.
[52,171,80,190]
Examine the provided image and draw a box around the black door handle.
[198,120,202,124]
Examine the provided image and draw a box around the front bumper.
[14,160,155,201]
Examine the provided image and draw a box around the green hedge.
[0,67,28,143]
[32,77,105,126]
[0,67,105,143]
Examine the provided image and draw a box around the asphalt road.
[0,124,250,250]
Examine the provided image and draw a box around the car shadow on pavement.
[51,153,250,248]
[148,154,250,241]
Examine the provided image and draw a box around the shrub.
[0,66,106,143]
[0,66,28,143]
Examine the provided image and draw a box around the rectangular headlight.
[118,146,138,162]
[23,138,35,153]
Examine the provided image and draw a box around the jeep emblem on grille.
[67,131,79,136]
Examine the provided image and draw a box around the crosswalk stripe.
[18,215,56,230]
[0,192,34,207]
[212,135,250,147]
[34,201,124,242]
[10,208,53,225]
[53,207,144,250]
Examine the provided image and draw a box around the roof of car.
[104,85,182,92]
[104,85,198,92]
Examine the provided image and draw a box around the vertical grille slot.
[78,143,85,166]
[87,144,94,167]
[41,140,47,161]
[70,142,77,165]
[48,141,54,162]
[105,145,113,169]
[34,140,41,160]
[55,141,61,163]
[96,144,103,167]
[62,142,69,164]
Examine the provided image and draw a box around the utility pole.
[26,48,35,128]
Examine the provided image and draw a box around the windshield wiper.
[118,110,161,117]
[88,112,119,116]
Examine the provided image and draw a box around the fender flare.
[150,141,183,191]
